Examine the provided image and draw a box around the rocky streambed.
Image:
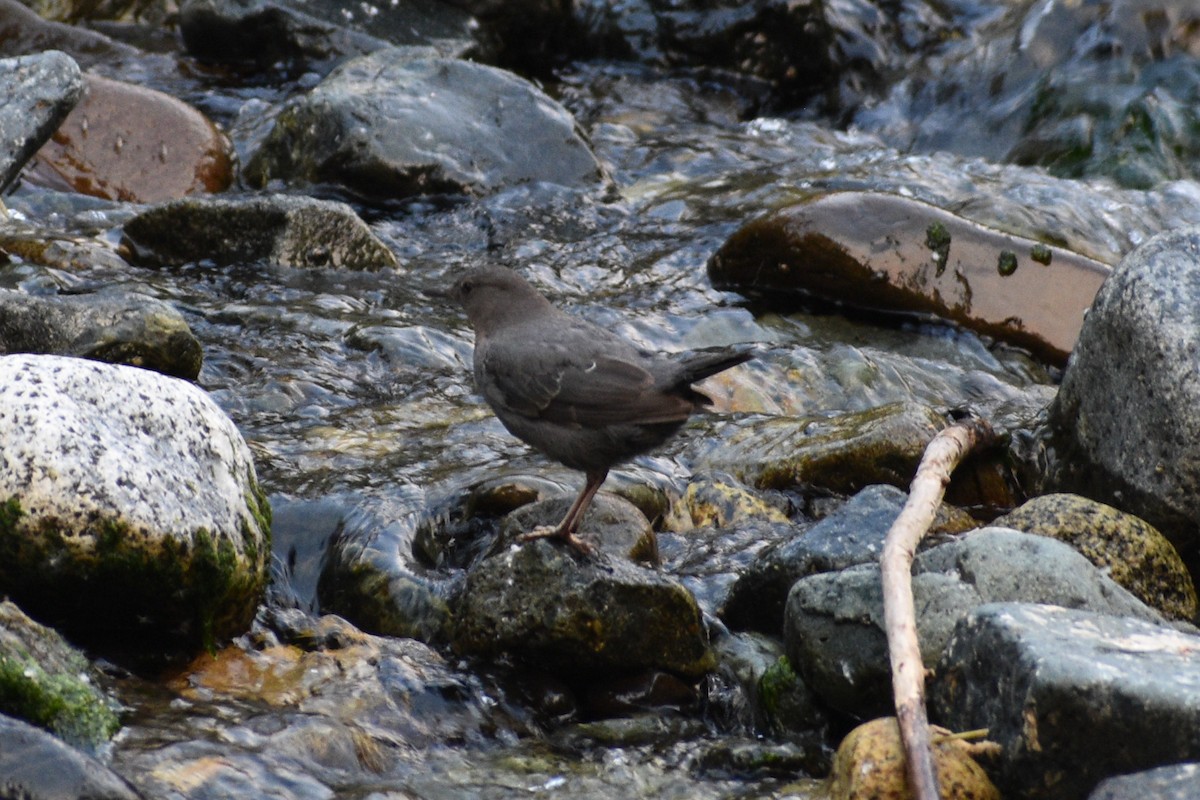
[4,2,1200,799]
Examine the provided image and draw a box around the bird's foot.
[519,526,594,557]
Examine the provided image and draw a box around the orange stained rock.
[26,72,234,203]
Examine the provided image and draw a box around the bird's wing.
[481,341,692,428]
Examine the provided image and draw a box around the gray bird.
[446,266,753,555]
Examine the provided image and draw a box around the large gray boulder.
[1048,227,1200,556]
[0,354,270,660]
[244,48,608,201]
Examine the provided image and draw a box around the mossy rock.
[996,493,1198,621]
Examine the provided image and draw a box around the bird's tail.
[675,344,756,384]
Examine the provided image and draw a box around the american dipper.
[446,266,753,555]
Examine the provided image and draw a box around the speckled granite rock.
[0,354,270,662]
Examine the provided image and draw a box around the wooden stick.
[881,413,995,800]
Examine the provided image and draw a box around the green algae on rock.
[0,600,120,750]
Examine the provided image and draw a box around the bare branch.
[881,413,996,800]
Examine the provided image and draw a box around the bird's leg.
[520,469,607,555]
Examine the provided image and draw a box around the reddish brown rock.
[708,191,1112,365]
[26,72,234,203]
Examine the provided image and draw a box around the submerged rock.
[453,539,712,680]
[0,600,120,749]
[996,493,1198,622]
[696,400,947,494]
[785,527,1164,717]
[122,194,398,270]
[0,354,270,661]
[0,50,82,192]
[934,603,1200,800]
[0,288,202,380]
[1048,227,1200,557]
[245,47,609,201]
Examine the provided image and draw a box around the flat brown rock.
[26,73,234,203]
[708,191,1113,364]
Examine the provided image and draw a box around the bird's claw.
[518,526,595,557]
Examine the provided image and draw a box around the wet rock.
[996,494,1198,622]
[0,354,270,662]
[1088,763,1200,800]
[0,713,142,800]
[453,539,713,680]
[825,717,999,800]
[0,51,83,192]
[0,288,202,380]
[0,219,132,272]
[0,600,120,749]
[244,47,608,202]
[179,0,474,66]
[317,492,454,644]
[786,527,1164,717]
[934,603,1200,800]
[711,629,827,739]
[498,492,659,565]
[25,73,234,203]
[1047,227,1200,557]
[582,670,696,717]
[0,0,138,66]
[177,610,509,748]
[721,484,976,636]
[122,194,398,270]
[708,191,1112,365]
[697,400,946,496]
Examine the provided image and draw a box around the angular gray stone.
[934,604,1200,800]
[122,194,398,270]
[245,48,607,200]
[0,354,270,658]
[784,527,1164,717]
[0,51,83,191]
[1048,227,1200,553]
[721,484,906,634]
[0,289,202,380]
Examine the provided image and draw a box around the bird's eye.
[460,280,474,296]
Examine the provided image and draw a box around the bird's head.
[446,267,554,334]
